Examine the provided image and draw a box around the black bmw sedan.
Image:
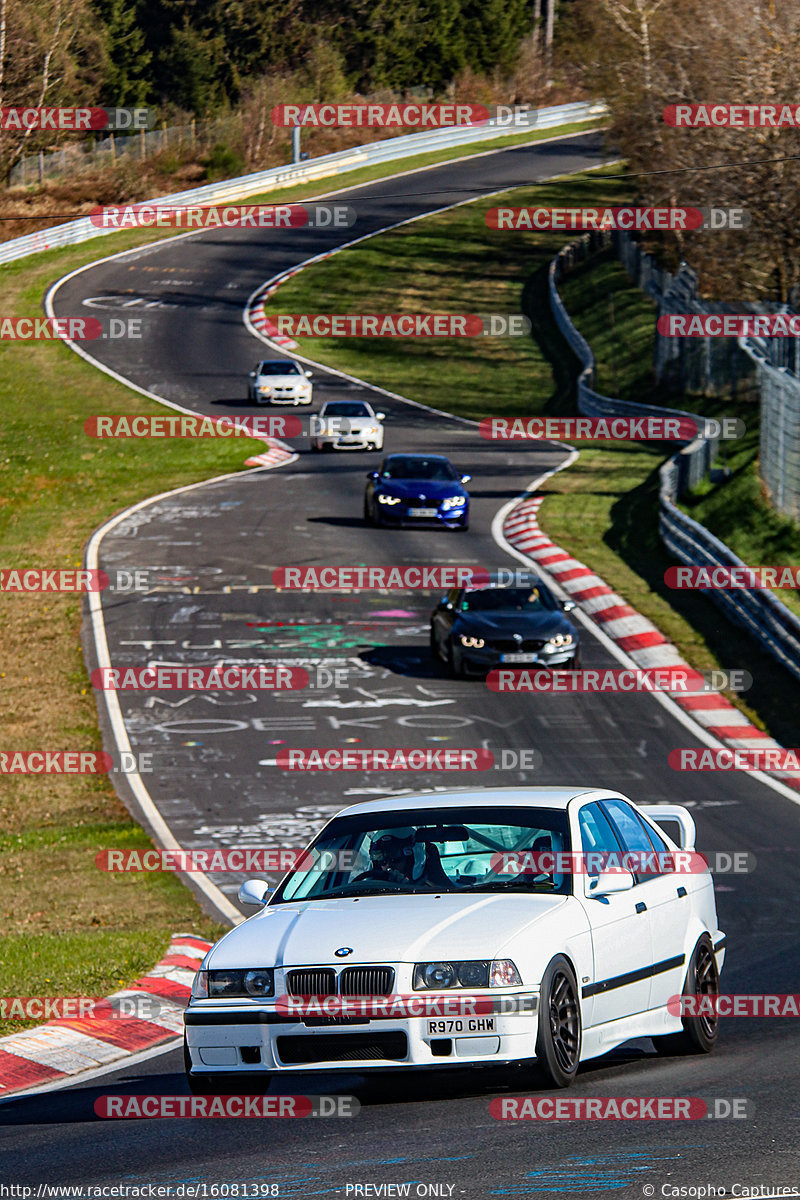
[430,571,580,677]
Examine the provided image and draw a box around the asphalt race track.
[4,131,800,1197]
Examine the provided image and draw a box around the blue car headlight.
[441,496,466,511]
[543,633,574,651]
[377,494,402,505]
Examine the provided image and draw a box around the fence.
[739,339,800,521]
[549,229,720,494]
[549,231,800,685]
[8,115,242,188]
[0,100,606,266]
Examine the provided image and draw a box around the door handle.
[635,901,647,914]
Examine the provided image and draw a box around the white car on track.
[311,399,386,451]
[184,787,725,1092]
[248,359,313,405]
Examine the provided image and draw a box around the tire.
[429,626,441,661]
[446,641,463,678]
[652,934,720,1055]
[534,955,581,1088]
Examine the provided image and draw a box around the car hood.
[321,416,376,429]
[208,892,568,967]
[454,611,573,638]
[376,479,466,500]
[257,374,305,385]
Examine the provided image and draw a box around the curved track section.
[5,133,800,1197]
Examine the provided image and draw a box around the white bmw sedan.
[247,359,312,405]
[310,399,385,451]
[184,787,725,1092]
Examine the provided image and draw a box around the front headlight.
[459,635,485,649]
[257,386,272,394]
[203,968,275,998]
[367,425,379,435]
[543,633,574,650]
[377,494,402,505]
[413,959,521,989]
[441,496,465,510]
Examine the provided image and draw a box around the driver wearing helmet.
[354,828,421,884]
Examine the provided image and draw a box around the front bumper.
[256,391,312,405]
[184,993,539,1075]
[458,647,579,675]
[377,503,468,526]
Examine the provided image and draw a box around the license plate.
[500,653,538,663]
[408,507,438,518]
[427,1017,497,1035]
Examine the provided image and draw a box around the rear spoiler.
[639,804,696,850]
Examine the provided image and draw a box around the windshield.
[270,805,572,902]
[259,362,301,375]
[381,457,458,482]
[322,402,371,417]
[459,585,556,613]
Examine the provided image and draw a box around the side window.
[601,799,668,882]
[578,802,625,868]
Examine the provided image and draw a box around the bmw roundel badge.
[335,947,353,957]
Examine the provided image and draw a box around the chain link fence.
[549,231,800,685]
[8,116,244,187]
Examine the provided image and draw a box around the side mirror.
[305,370,313,378]
[375,412,386,421]
[588,870,635,897]
[560,600,576,612]
[366,470,379,481]
[249,371,256,377]
[460,474,471,484]
[238,879,270,906]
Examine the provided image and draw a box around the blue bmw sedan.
[364,454,471,530]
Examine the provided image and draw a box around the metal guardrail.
[658,472,800,684]
[0,101,606,267]
[549,231,800,685]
